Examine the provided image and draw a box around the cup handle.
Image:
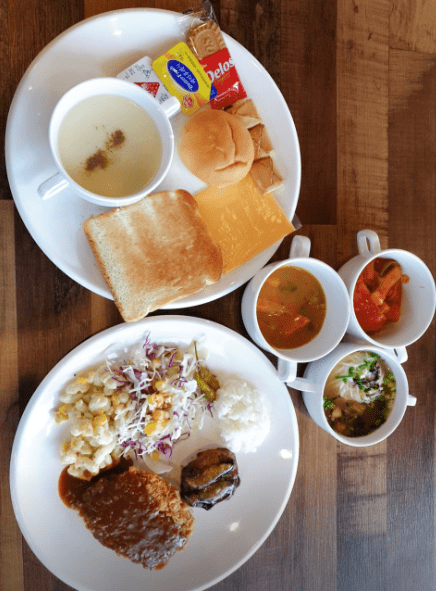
[277,358,319,392]
[357,229,382,255]
[277,358,297,383]
[393,346,408,364]
[407,395,417,407]
[161,96,181,119]
[37,172,69,200]
[382,345,408,365]
[289,234,311,258]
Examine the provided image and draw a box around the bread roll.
[178,109,254,188]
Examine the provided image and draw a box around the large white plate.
[5,8,301,307]
[10,316,299,591]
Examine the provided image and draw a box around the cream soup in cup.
[241,235,350,383]
[37,77,180,207]
[338,229,436,357]
[286,342,416,447]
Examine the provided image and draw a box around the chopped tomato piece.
[281,313,310,336]
[256,297,284,315]
[353,276,386,333]
[385,278,402,306]
[384,303,401,322]
[379,301,391,315]
[363,260,376,285]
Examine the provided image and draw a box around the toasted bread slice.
[84,190,223,321]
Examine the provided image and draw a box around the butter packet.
[152,42,217,116]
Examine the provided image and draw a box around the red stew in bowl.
[353,257,409,335]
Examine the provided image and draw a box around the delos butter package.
[117,56,172,104]
[152,42,217,116]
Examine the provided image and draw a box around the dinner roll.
[179,109,255,188]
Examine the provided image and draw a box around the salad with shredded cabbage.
[55,333,221,479]
[112,334,216,460]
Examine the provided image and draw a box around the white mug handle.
[381,345,408,365]
[393,346,408,364]
[277,358,319,392]
[161,96,180,119]
[357,229,381,256]
[407,395,417,407]
[289,234,311,258]
[37,172,69,200]
[277,357,297,383]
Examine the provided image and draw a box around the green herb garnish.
[323,397,335,410]
[357,356,378,372]
[279,280,297,293]
[336,366,356,383]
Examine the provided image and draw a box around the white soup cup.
[241,235,351,383]
[37,77,180,207]
[288,342,416,447]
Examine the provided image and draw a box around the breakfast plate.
[5,8,301,307]
[10,315,299,591]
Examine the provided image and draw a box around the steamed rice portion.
[214,378,270,453]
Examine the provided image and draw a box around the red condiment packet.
[198,47,247,109]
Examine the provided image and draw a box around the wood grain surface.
[1,1,436,590]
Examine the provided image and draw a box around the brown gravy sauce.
[58,457,132,510]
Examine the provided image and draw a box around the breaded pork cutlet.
[79,467,194,569]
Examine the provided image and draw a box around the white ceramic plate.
[10,315,299,591]
[5,8,301,307]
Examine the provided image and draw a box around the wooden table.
[1,1,435,590]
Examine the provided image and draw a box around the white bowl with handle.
[287,342,416,447]
[241,235,350,383]
[337,229,436,357]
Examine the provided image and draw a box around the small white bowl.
[338,229,436,355]
[241,235,350,383]
[288,342,416,447]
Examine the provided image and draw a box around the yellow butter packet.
[152,42,217,116]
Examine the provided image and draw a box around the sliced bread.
[83,190,223,321]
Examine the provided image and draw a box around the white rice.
[214,377,270,453]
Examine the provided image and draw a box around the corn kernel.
[151,450,160,461]
[152,409,170,421]
[118,391,129,404]
[144,421,157,435]
[154,380,164,391]
[54,412,68,425]
[92,415,107,427]
[70,437,85,452]
[148,394,164,407]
